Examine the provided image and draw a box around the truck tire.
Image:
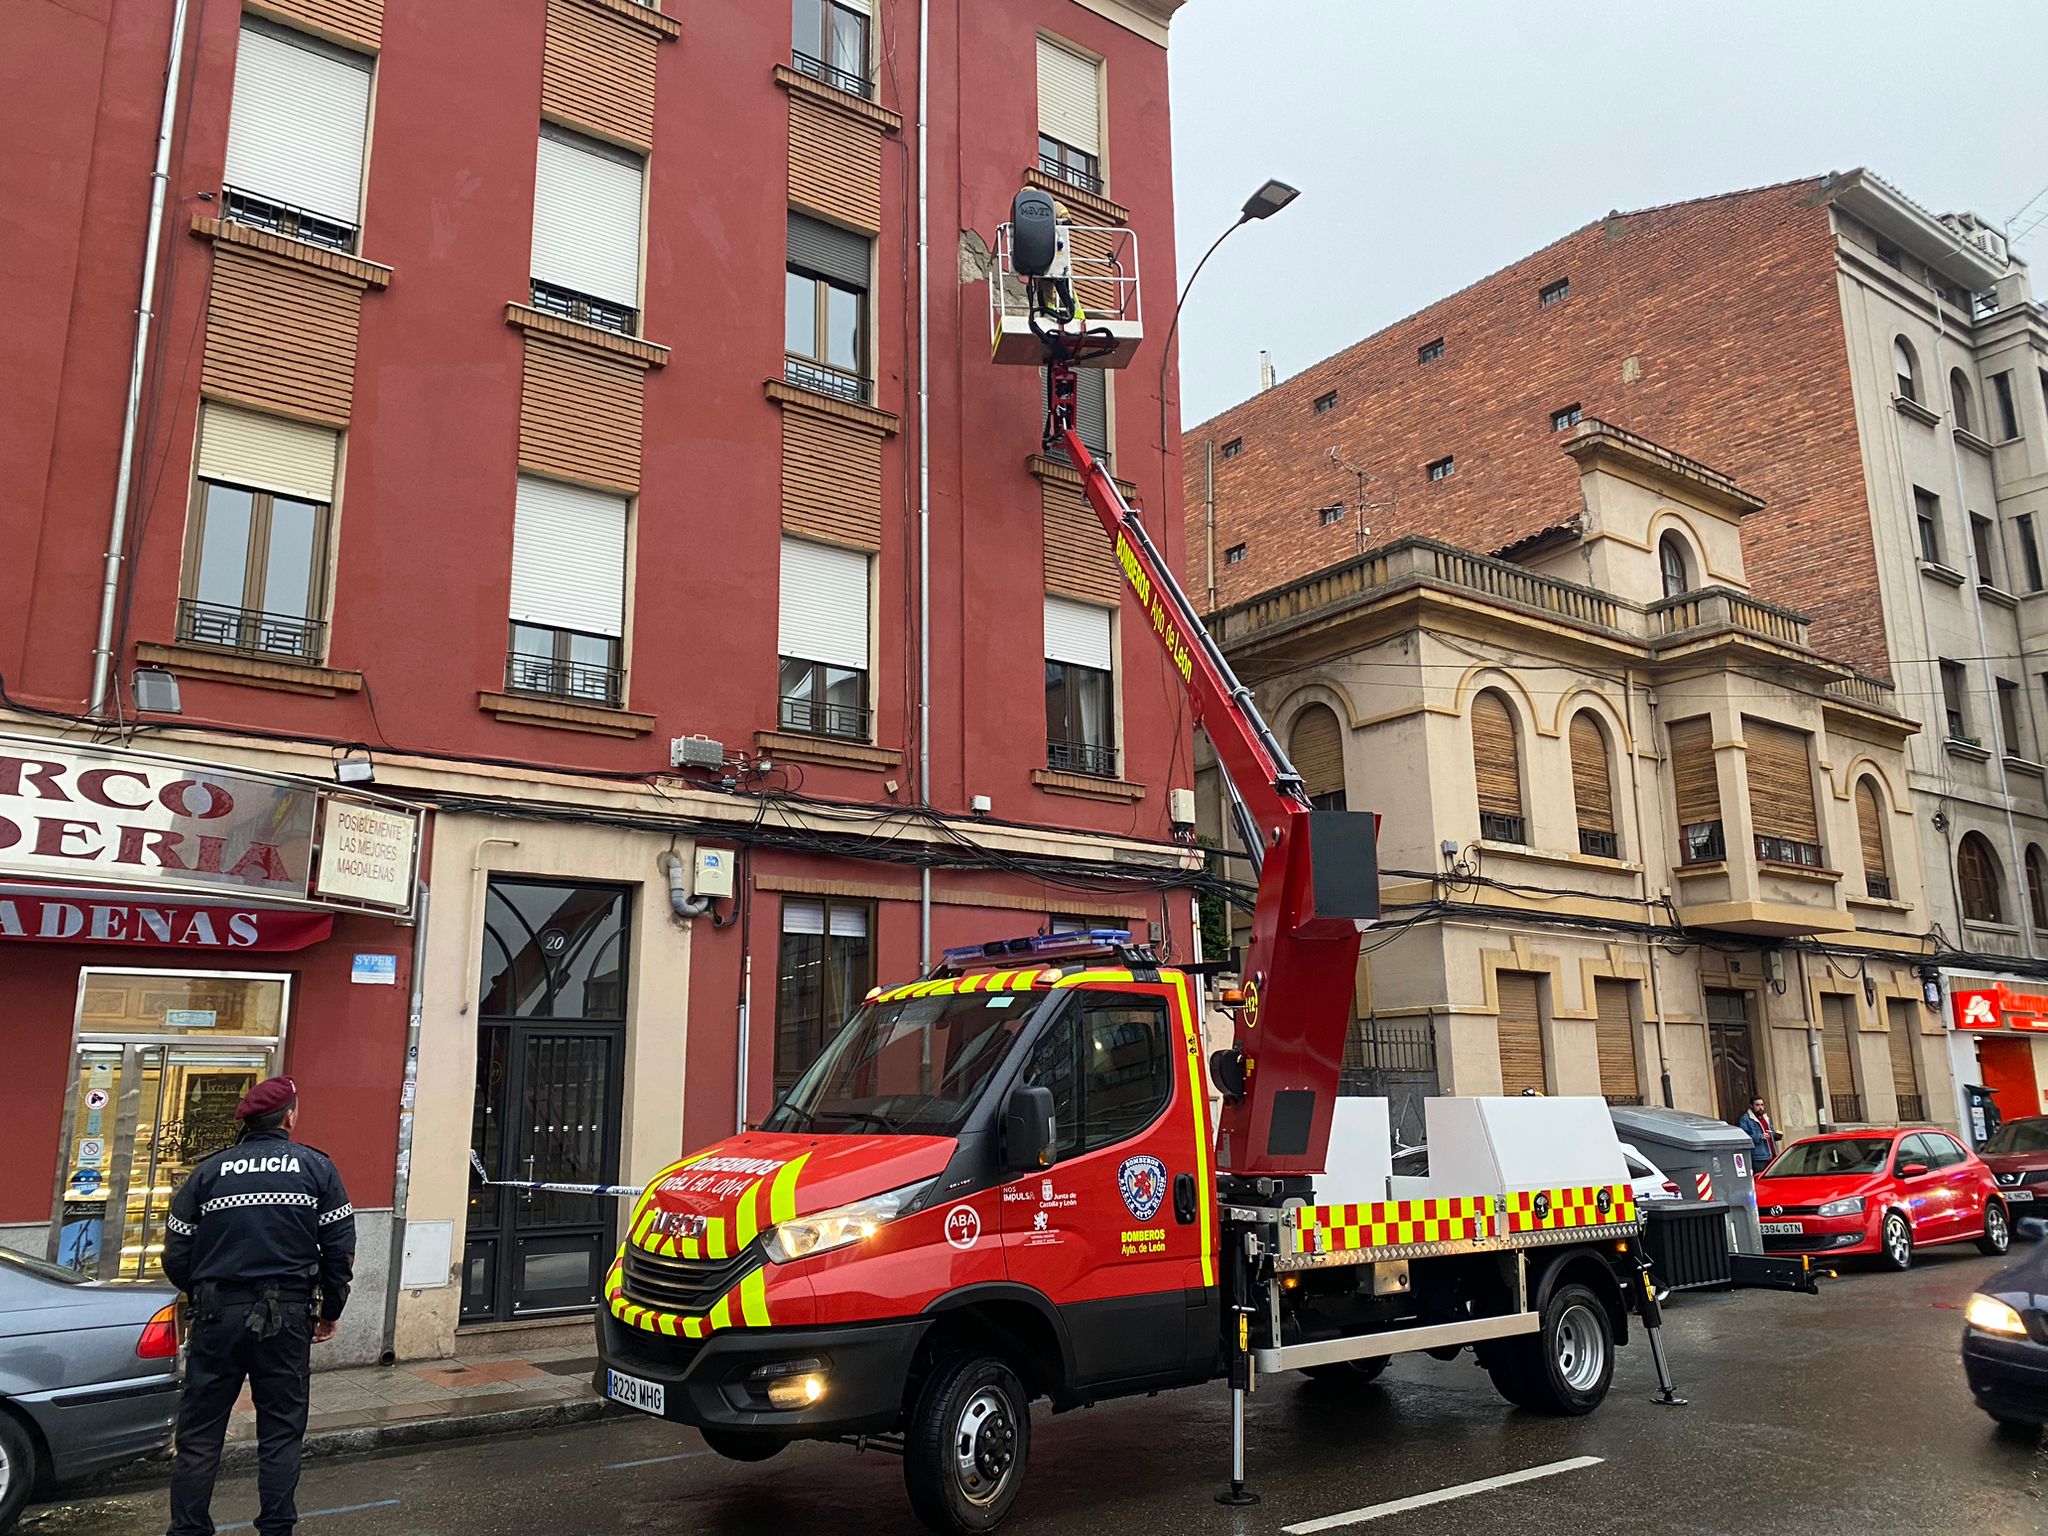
[1485,1283,1613,1417]
[699,1428,786,1462]
[904,1354,1030,1535]
[1302,1356,1389,1384]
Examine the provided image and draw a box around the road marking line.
[1282,1456,1604,1533]
[605,1450,713,1470]
[219,1498,398,1531]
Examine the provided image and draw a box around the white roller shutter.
[1037,37,1101,155]
[510,476,627,637]
[829,905,867,937]
[223,22,371,226]
[1044,594,1112,670]
[531,129,644,310]
[779,538,870,670]
[783,899,824,935]
[195,401,339,503]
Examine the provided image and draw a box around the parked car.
[1980,1117,2048,1228]
[1755,1128,2010,1270]
[1389,1141,1679,1203]
[0,1248,181,1530]
[1962,1234,2048,1432]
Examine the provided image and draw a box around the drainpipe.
[660,851,712,918]
[380,883,430,1365]
[1204,439,1216,612]
[90,0,194,715]
[915,0,932,969]
[1626,672,1675,1108]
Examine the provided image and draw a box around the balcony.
[783,354,872,405]
[505,650,622,709]
[1755,834,1823,869]
[1037,149,1104,198]
[1578,828,1620,859]
[1679,820,1726,865]
[1896,1094,1926,1122]
[1047,739,1117,779]
[1480,811,1527,845]
[221,185,357,255]
[1865,873,1894,901]
[1649,586,1810,650]
[177,599,327,663]
[1829,1094,1865,1126]
[779,694,871,741]
[530,279,636,337]
[792,49,872,99]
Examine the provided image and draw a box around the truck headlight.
[763,1179,933,1264]
[1816,1197,1865,1218]
[1965,1293,2028,1337]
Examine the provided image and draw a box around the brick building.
[2,0,1195,1360]
[1187,170,2048,1138]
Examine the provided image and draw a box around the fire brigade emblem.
[1118,1155,1167,1222]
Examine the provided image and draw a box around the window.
[1886,998,1923,1120]
[1225,543,1247,564]
[1471,690,1524,844]
[1538,278,1570,307]
[1318,505,1344,527]
[1914,487,1943,564]
[2018,515,2043,592]
[1290,705,1347,812]
[1876,238,1904,269]
[1940,660,1969,741]
[1426,455,1455,482]
[1037,37,1103,195]
[1313,390,1338,415]
[1819,995,1860,1124]
[1855,778,1890,900]
[1045,595,1116,777]
[1658,532,1691,598]
[792,0,871,98]
[774,898,874,1089]
[1570,712,1618,858]
[779,538,871,740]
[506,475,627,707]
[1593,978,1641,1104]
[1220,438,1244,459]
[1668,717,1723,864]
[1950,369,1976,434]
[1417,338,1444,365]
[1993,372,2021,441]
[531,125,644,335]
[1746,720,1821,868]
[787,212,871,402]
[1022,992,1174,1159]
[221,19,372,253]
[1958,832,2004,924]
[1551,403,1582,431]
[1892,336,1920,402]
[1495,971,1547,1097]
[182,404,337,662]
[2029,847,2048,932]
[1999,678,2028,760]
[1971,513,2001,587]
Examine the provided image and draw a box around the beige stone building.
[1197,423,1951,1144]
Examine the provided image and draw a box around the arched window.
[1570,711,1618,858]
[2028,846,2048,932]
[1893,336,1920,402]
[1950,368,1976,434]
[1855,778,1890,900]
[1289,704,1347,812]
[1471,690,1525,844]
[1658,532,1691,599]
[1958,832,2004,924]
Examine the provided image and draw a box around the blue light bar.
[940,929,1134,967]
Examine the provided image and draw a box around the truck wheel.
[700,1428,786,1462]
[904,1355,1030,1535]
[1302,1356,1389,1384]
[0,1411,36,1531]
[1487,1283,1613,1417]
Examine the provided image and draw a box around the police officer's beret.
[235,1076,298,1119]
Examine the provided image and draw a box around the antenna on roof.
[1257,351,1277,392]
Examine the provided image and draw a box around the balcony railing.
[1037,151,1104,197]
[177,598,327,662]
[530,279,637,337]
[779,694,871,741]
[1755,835,1823,868]
[505,650,622,708]
[1649,585,1811,649]
[1826,672,1903,712]
[792,49,873,99]
[222,185,357,254]
[1579,829,1620,859]
[1479,811,1527,844]
[1865,873,1894,900]
[1427,545,1623,629]
[1604,1093,1646,1108]
[1047,739,1117,778]
[1895,1094,1927,1122]
[1829,1093,1865,1125]
[1680,820,1726,864]
[783,354,872,405]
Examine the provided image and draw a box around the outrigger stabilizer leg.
[1217,1227,1261,1506]
[1630,1239,1687,1407]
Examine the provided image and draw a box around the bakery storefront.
[0,735,421,1353]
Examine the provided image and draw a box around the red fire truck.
[595,190,1693,1533]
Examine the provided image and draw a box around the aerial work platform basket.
[989,216,1142,369]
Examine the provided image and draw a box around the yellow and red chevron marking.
[1291,1195,1493,1254]
[1501,1183,1636,1234]
[609,1155,811,1337]
[866,969,1064,1005]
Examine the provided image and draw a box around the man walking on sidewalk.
[161,1077,355,1536]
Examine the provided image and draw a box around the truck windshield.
[763,988,1051,1136]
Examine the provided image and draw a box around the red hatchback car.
[1756,1128,2012,1269]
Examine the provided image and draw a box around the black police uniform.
[161,1125,355,1536]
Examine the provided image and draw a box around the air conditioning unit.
[670,735,725,769]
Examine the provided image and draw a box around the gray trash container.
[1611,1105,1763,1256]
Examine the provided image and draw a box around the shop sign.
[313,800,419,912]
[0,891,333,950]
[1950,983,2048,1033]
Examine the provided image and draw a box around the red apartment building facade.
[2,0,1193,1360]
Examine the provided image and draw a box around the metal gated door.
[1340,1015,1439,1149]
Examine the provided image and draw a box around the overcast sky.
[1167,0,2048,430]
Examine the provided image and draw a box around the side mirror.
[1899,1162,1929,1179]
[1003,1084,1056,1173]
[1209,1047,1246,1103]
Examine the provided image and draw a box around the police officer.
[161,1077,355,1536]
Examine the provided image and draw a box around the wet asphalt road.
[26,1247,2048,1536]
